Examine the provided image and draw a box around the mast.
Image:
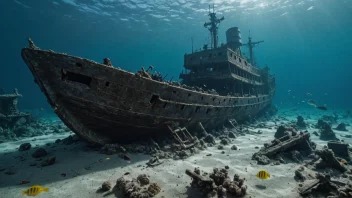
[204,5,224,49]
[243,31,264,66]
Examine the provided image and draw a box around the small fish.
[307,100,317,106]
[256,170,270,180]
[22,185,48,196]
[316,106,327,111]
[60,173,66,177]
[324,93,328,95]
[288,90,291,92]
[106,157,110,160]
[40,108,44,111]
[341,159,347,164]
[306,92,312,97]
[19,180,30,185]
[118,153,131,161]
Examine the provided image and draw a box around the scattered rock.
[220,138,229,145]
[319,122,338,140]
[218,145,224,150]
[40,156,56,167]
[296,116,307,128]
[32,148,47,158]
[334,123,348,131]
[4,169,16,175]
[204,134,216,145]
[231,145,238,150]
[19,143,31,151]
[253,154,270,165]
[228,132,236,139]
[101,181,111,192]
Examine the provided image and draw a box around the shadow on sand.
[255,184,267,189]
[0,138,150,188]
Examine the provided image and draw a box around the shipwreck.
[21,7,275,144]
[0,89,31,128]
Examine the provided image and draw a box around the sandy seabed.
[0,108,351,198]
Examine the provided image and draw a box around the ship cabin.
[180,27,271,97]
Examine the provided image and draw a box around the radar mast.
[243,31,264,66]
[204,5,224,49]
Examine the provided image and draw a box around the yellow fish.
[22,185,48,196]
[256,170,270,180]
[341,159,347,164]
[106,158,110,160]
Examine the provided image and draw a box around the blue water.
[1,0,351,110]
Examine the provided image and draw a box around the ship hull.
[21,47,275,144]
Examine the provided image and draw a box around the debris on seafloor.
[101,181,112,192]
[319,121,338,141]
[40,156,56,167]
[314,149,348,172]
[296,116,307,129]
[298,173,349,197]
[327,142,350,159]
[113,175,161,198]
[252,130,316,165]
[185,167,247,198]
[0,89,31,129]
[274,125,297,139]
[334,123,348,132]
[19,143,31,152]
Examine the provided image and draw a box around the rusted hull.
[21,47,274,144]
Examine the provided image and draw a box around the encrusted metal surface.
[21,46,274,144]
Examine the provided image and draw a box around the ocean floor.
[0,107,351,198]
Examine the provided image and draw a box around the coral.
[137,174,150,186]
[114,176,160,198]
[209,168,229,186]
[147,183,161,197]
[186,167,246,197]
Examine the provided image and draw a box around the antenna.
[203,4,224,49]
[242,31,263,66]
[191,37,194,53]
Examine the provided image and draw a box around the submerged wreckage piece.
[315,148,348,172]
[299,173,352,197]
[21,8,275,144]
[253,132,315,163]
[0,89,31,128]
